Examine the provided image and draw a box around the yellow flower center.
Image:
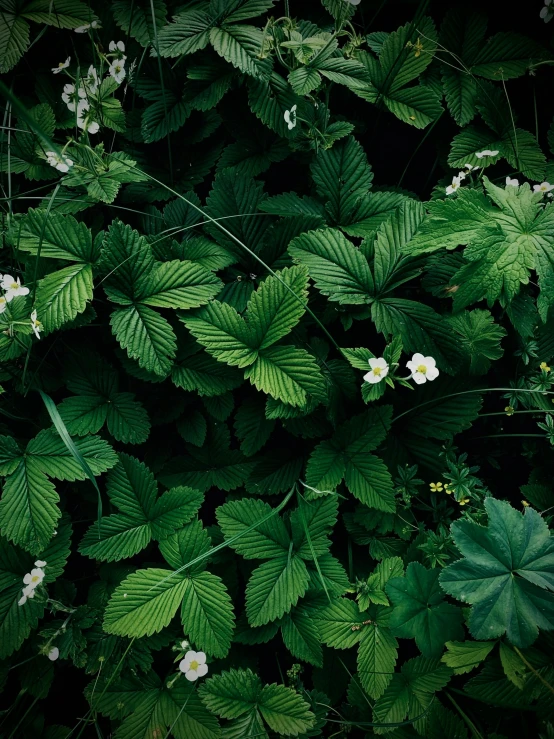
[189,660,199,671]
[10,282,18,289]
[416,364,427,374]
[372,367,382,376]
[31,575,40,583]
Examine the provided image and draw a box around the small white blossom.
[506,176,519,187]
[109,40,126,53]
[45,151,73,173]
[475,149,499,158]
[464,163,479,171]
[284,105,297,130]
[457,171,467,181]
[62,83,86,112]
[76,101,100,134]
[48,647,60,661]
[406,353,439,385]
[52,57,70,74]
[31,310,43,339]
[109,60,126,85]
[179,650,208,682]
[35,560,47,567]
[181,639,190,649]
[23,567,45,588]
[74,20,100,33]
[446,175,463,196]
[533,181,554,193]
[18,584,36,606]
[81,65,99,95]
[0,295,7,314]
[541,0,554,22]
[363,357,389,384]
[2,275,30,302]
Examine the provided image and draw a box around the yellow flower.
[444,484,453,494]
[522,500,530,507]
[429,482,443,492]
[459,497,470,506]
[504,406,514,416]
[540,361,551,372]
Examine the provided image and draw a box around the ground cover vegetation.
[1,0,554,736]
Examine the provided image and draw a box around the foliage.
[1,0,554,737]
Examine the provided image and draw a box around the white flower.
[180,639,190,649]
[109,40,126,53]
[2,275,30,302]
[45,151,73,173]
[406,353,439,385]
[109,60,126,85]
[284,105,297,130]
[179,650,208,682]
[74,20,100,33]
[363,357,389,384]
[81,65,99,95]
[62,83,86,111]
[475,149,499,158]
[52,57,70,74]
[0,295,7,314]
[457,171,467,181]
[446,176,463,196]
[48,647,60,661]
[464,163,479,171]
[76,101,100,134]
[35,560,47,567]
[533,181,554,193]
[31,310,43,339]
[18,584,36,606]
[506,176,519,187]
[23,567,45,588]
[541,0,554,22]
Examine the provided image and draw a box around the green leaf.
[137,260,222,309]
[357,623,398,699]
[444,310,506,375]
[209,25,268,78]
[157,9,212,57]
[21,0,98,27]
[0,459,60,555]
[288,228,374,304]
[172,351,243,396]
[313,597,364,649]
[102,220,154,304]
[470,32,546,80]
[182,301,257,368]
[113,0,167,47]
[103,568,188,637]
[281,606,323,667]
[441,639,497,676]
[11,209,97,262]
[439,497,554,648]
[311,136,373,225]
[244,345,327,407]
[199,668,315,737]
[35,263,93,332]
[25,429,117,481]
[234,396,275,455]
[387,562,464,657]
[245,266,309,349]
[217,498,290,559]
[111,304,177,377]
[181,570,235,657]
[0,0,30,73]
[246,556,309,626]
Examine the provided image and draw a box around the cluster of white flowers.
[363,352,439,386]
[53,39,127,136]
[75,19,101,33]
[505,177,554,197]
[446,154,501,196]
[541,0,553,22]
[18,560,47,606]
[179,650,208,681]
[284,105,297,130]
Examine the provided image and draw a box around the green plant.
[1,0,554,737]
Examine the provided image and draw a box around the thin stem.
[444,691,484,739]
[513,646,554,696]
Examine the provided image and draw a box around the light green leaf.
[181,571,235,657]
[35,263,93,332]
[111,304,177,377]
[217,498,290,559]
[246,556,309,626]
[441,640,497,675]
